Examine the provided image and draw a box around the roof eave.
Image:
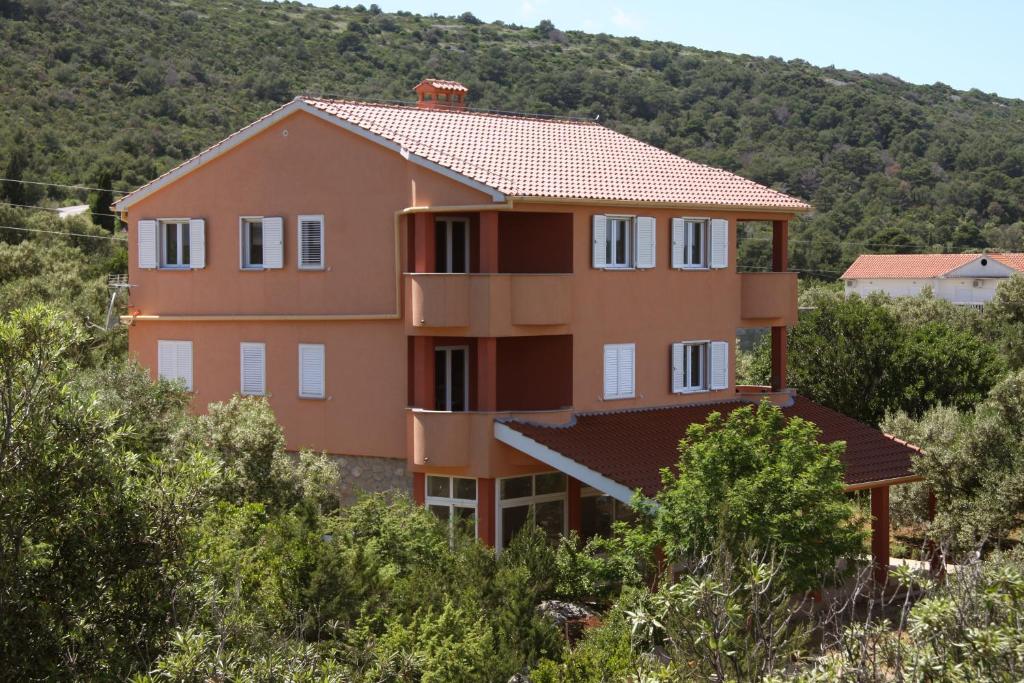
[511,194,812,214]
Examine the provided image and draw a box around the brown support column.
[567,477,582,535]
[412,336,435,409]
[477,337,498,412]
[413,212,435,273]
[477,477,496,547]
[772,219,788,272]
[479,211,500,274]
[871,485,891,585]
[412,472,425,506]
[770,326,787,391]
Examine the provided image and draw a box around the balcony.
[739,272,798,326]
[407,408,574,477]
[406,273,571,336]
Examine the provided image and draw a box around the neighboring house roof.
[841,253,1024,279]
[496,396,920,502]
[114,97,811,212]
[57,204,89,219]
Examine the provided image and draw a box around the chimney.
[413,79,468,110]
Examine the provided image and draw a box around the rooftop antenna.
[104,274,133,330]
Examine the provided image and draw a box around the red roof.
[500,396,919,497]
[301,98,810,209]
[841,253,1024,279]
[414,79,469,93]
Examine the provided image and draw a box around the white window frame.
[435,345,470,412]
[605,215,634,269]
[239,342,266,397]
[240,216,265,270]
[297,214,325,270]
[298,343,325,399]
[674,340,709,393]
[435,216,470,273]
[680,217,709,269]
[495,473,568,551]
[425,475,478,538]
[159,218,191,269]
[603,342,636,401]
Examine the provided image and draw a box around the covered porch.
[495,394,923,584]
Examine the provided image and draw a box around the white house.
[841,253,1024,308]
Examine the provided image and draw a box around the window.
[672,340,730,393]
[425,475,477,537]
[240,342,266,396]
[605,216,633,268]
[157,340,193,391]
[672,341,707,393]
[434,346,468,411]
[498,472,567,549]
[581,487,635,541]
[603,343,636,400]
[435,218,469,273]
[681,219,707,268]
[298,214,324,269]
[160,220,190,268]
[298,343,325,398]
[242,218,264,269]
[241,216,283,269]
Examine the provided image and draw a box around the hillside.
[2,0,1024,278]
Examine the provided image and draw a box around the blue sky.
[306,0,1024,100]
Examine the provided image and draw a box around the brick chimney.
[413,79,468,110]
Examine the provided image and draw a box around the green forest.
[3,0,1024,277]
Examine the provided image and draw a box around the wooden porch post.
[770,219,788,391]
[567,477,582,534]
[477,477,496,546]
[871,485,891,585]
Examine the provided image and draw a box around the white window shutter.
[176,341,193,391]
[263,216,284,269]
[189,219,205,269]
[158,340,193,391]
[138,219,157,269]
[298,215,324,269]
[635,216,656,269]
[240,342,266,396]
[709,341,729,390]
[618,344,635,398]
[670,218,686,269]
[592,215,607,269]
[298,343,325,398]
[603,344,619,399]
[671,342,685,393]
[710,218,729,269]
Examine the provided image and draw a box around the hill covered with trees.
[2,0,1024,278]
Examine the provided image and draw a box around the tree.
[642,401,863,591]
[0,144,29,205]
[87,169,116,231]
[984,274,1024,369]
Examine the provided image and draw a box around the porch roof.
[495,395,921,503]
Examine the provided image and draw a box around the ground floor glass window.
[580,487,634,541]
[498,472,567,548]
[425,475,477,537]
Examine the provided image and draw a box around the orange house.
[115,80,918,579]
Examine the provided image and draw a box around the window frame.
[603,342,636,401]
[495,473,568,551]
[675,340,709,394]
[240,216,266,270]
[604,215,635,269]
[434,345,470,412]
[434,216,470,273]
[297,214,325,270]
[158,218,191,269]
[425,475,478,538]
[297,343,325,399]
[679,217,709,269]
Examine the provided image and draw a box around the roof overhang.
[114,98,506,212]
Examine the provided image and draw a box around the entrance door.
[435,218,469,273]
[435,346,469,411]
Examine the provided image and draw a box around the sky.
[306,0,1024,100]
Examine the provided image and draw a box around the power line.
[0,224,126,242]
[737,234,944,252]
[0,201,120,219]
[0,178,127,195]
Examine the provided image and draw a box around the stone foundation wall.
[327,453,412,507]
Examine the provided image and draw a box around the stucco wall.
[846,277,1003,305]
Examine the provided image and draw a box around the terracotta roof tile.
[302,98,811,209]
[415,79,469,93]
[841,253,1024,279]
[501,396,919,497]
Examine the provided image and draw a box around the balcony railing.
[407,407,573,476]
[406,273,571,336]
[739,272,798,326]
